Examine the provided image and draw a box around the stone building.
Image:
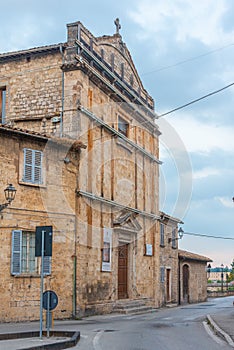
[0,20,166,321]
[179,250,212,304]
[0,124,85,321]
[0,20,211,321]
[159,212,183,306]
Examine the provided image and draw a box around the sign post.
[39,230,45,339]
[43,290,58,338]
[35,226,53,339]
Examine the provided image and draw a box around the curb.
[0,330,80,350]
[206,314,234,348]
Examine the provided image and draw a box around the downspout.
[178,257,181,305]
[72,151,81,317]
[59,44,65,138]
[72,254,77,317]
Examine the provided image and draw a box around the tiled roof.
[0,44,65,61]
[179,249,212,262]
[0,124,48,138]
[0,124,86,149]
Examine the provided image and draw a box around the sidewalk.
[0,320,81,350]
[208,308,234,347]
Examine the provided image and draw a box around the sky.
[1,0,234,267]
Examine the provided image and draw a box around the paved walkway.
[0,321,81,350]
[208,308,234,347]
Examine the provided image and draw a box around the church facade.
[0,20,206,321]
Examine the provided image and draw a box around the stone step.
[112,299,155,315]
[115,305,155,315]
[166,303,178,308]
[114,301,148,310]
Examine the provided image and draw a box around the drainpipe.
[59,44,65,138]
[72,254,77,317]
[178,258,181,305]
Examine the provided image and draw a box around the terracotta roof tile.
[0,124,86,149]
[179,249,212,262]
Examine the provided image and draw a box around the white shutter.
[23,149,43,184]
[43,256,51,275]
[11,230,22,275]
[24,148,33,182]
[34,150,42,183]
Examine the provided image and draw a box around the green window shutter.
[11,230,22,275]
[43,256,51,275]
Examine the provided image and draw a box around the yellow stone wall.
[0,131,81,321]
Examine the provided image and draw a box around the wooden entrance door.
[118,244,128,299]
[166,269,170,302]
[182,264,189,303]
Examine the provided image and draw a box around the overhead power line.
[142,42,234,76]
[183,231,234,240]
[158,82,234,118]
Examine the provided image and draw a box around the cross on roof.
[114,18,121,34]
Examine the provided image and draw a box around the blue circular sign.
[43,290,58,311]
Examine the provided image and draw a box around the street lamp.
[0,184,17,212]
[221,263,224,293]
[225,266,229,291]
[168,227,184,243]
[207,263,211,280]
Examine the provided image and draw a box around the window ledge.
[19,180,46,188]
[116,137,133,153]
[12,274,50,278]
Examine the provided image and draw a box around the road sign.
[35,226,53,257]
[43,290,58,311]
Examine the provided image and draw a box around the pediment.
[113,210,142,232]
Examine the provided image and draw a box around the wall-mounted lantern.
[0,184,17,212]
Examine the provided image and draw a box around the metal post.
[47,291,50,337]
[221,271,224,292]
[39,230,45,339]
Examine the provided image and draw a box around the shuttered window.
[0,87,6,124]
[160,266,165,283]
[23,149,43,184]
[172,228,176,248]
[11,230,51,275]
[160,223,165,246]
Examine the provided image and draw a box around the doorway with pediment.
[113,210,142,300]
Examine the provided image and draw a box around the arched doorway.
[182,264,189,303]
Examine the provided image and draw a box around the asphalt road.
[71,296,234,350]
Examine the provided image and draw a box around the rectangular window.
[172,228,176,248]
[0,87,6,124]
[160,266,165,283]
[118,116,129,137]
[23,148,43,184]
[11,230,51,275]
[160,223,165,247]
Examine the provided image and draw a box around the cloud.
[215,196,234,208]
[163,114,234,154]
[129,0,233,47]
[193,167,220,180]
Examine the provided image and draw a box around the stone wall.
[0,129,81,321]
[180,260,208,304]
[0,50,62,134]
